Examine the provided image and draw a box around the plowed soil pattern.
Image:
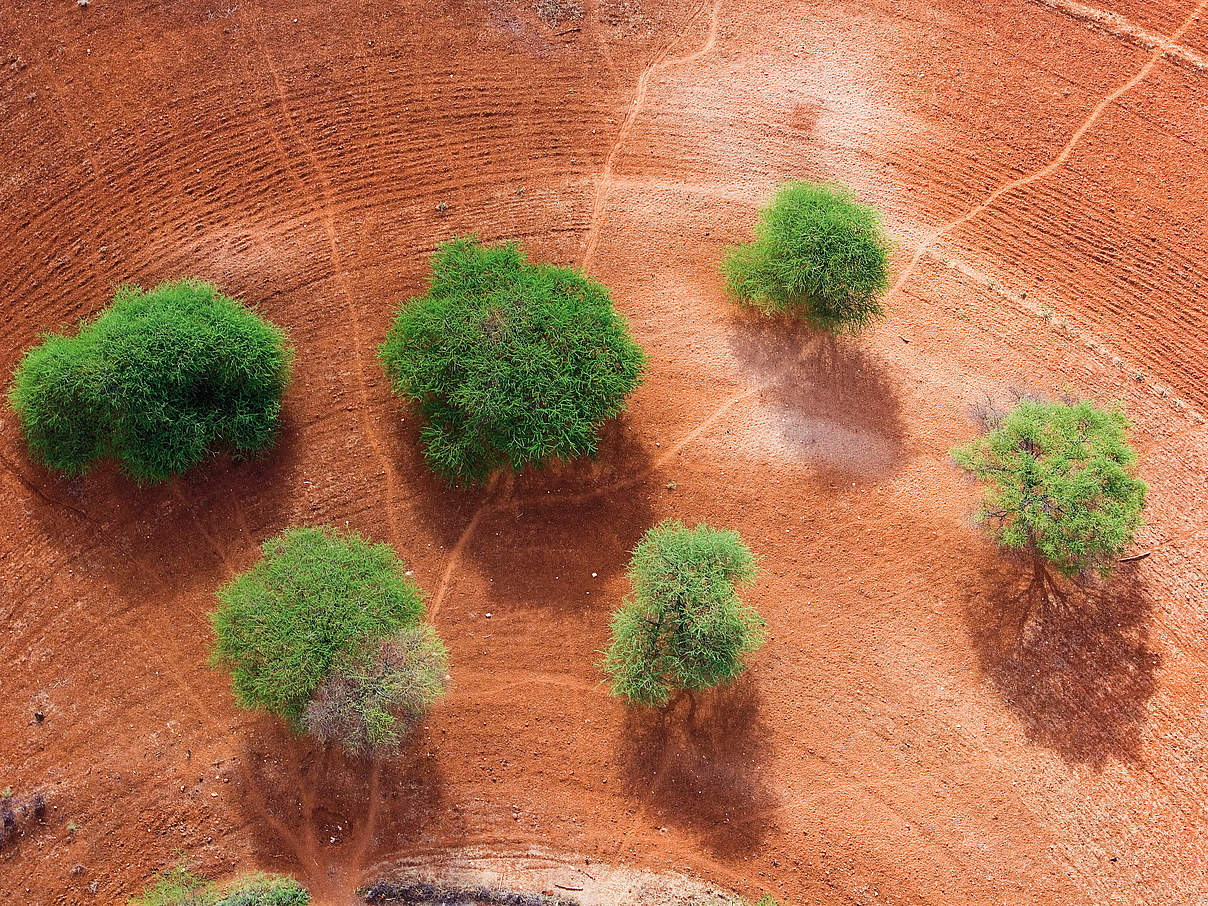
[2,1,1207,904]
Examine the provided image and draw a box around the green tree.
[952,398,1147,579]
[9,279,292,482]
[131,866,309,906]
[211,526,447,753]
[723,180,891,332]
[603,520,765,707]
[379,237,646,484]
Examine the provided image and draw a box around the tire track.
[582,0,725,271]
[1031,0,1208,72]
[431,0,729,626]
[346,757,384,886]
[0,451,95,522]
[248,13,406,547]
[888,0,1208,303]
[427,473,503,624]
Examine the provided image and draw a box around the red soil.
[2,0,1207,903]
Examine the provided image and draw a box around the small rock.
[78,0,89,7]
[34,711,44,723]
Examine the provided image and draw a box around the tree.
[130,866,310,906]
[951,398,1147,579]
[723,180,891,332]
[8,279,292,482]
[210,526,447,753]
[603,520,765,707]
[379,237,646,484]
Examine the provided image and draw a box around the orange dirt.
[2,1,1207,904]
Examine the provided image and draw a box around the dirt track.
[2,1,1208,903]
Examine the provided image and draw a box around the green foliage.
[131,867,309,906]
[130,866,206,906]
[951,398,1147,579]
[211,526,428,727]
[305,624,449,756]
[603,520,765,707]
[8,279,292,482]
[211,875,310,906]
[723,180,891,332]
[379,237,646,483]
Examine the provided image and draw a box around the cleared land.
[2,1,1207,903]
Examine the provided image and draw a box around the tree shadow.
[615,677,777,861]
[722,309,906,480]
[8,412,301,596]
[233,718,449,886]
[407,418,660,615]
[966,558,1159,767]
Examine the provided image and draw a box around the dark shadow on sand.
[406,418,660,615]
[723,309,906,480]
[966,558,1159,767]
[10,411,301,597]
[233,718,450,887]
[616,677,777,861]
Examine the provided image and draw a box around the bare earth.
[2,1,1207,904]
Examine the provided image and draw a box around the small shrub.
[305,624,449,756]
[131,867,309,906]
[723,180,891,332]
[952,398,1147,579]
[603,520,765,707]
[8,280,292,482]
[130,865,206,906]
[379,237,646,484]
[211,526,446,753]
[212,875,310,906]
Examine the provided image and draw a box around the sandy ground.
[2,0,1207,903]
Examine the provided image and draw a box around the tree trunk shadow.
[967,557,1159,767]
[615,677,777,861]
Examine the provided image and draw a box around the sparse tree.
[952,398,1146,579]
[603,520,765,707]
[305,625,448,757]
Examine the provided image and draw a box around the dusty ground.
[2,0,1208,903]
